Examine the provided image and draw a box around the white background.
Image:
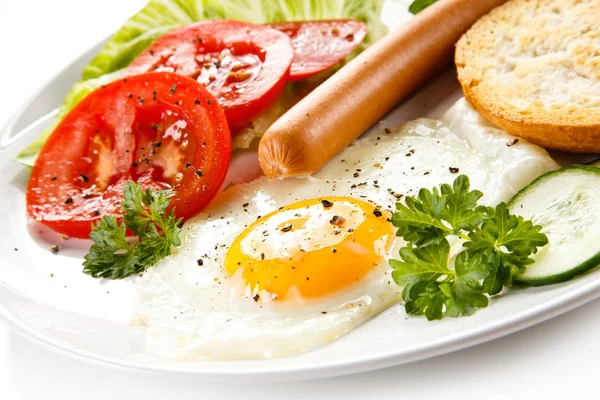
[1,1,599,399]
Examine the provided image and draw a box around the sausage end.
[258,130,313,179]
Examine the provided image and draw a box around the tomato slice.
[128,21,294,133]
[27,72,231,239]
[268,20,367,81]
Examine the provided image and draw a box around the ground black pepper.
[321,199,333,208]
[281,225,293,233]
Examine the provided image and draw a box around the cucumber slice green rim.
[509,165,600,286]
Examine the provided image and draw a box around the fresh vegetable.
[128,21,294,132]
[16,0,386,166]
[87,0,386,81]
[83,181,182,279]
[390,175,548,321]
[16,70,126,167]
[26,72,231,238]
[82,1,208,80]
[268,20,367,81]
[409,0,438,14]
[205,0,386,49]
[509,166,600,286]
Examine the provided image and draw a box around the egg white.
[135,99,558,361]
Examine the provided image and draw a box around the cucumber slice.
[509,165,600,286]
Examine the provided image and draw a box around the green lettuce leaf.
[205,0,387,48]
[82,0,207,80]
[17,0,386,166]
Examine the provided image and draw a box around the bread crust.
[456,0,600,153]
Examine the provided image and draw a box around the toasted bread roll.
[259,0,508,179]
[456,0,600,153]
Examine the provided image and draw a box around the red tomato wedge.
[128,21,294,132]
[268,20,367,81]
[27,72,231,239]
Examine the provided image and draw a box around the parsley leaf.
[391,240,452,285]
[392,194,449,247]
[391,240,452,320]
[391,175,487,246]
[409,0,438,14]
[440,176,486,232]
[82,181,182,279]
[82,216,140,279]
[465,203,548,294]
[446,252,489,317]
[390,175,548,320]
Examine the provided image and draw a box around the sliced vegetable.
[27,72,231,239]
[16,0,387,165]
[16,70,126,167]
[82,0,208,80]
[85,0,386,81]
[509,166,600,286]
[128,21,294,132]
[205,0,387,47]
[268,20,366,81]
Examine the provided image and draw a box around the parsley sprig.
[390,175,548,320]
[83,182,182,279]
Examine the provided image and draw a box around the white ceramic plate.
[2,1,600,383]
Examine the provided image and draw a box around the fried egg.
[135,99,558,361]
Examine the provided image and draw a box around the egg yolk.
[225,197,395,300]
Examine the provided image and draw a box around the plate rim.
[2,274,600,382]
